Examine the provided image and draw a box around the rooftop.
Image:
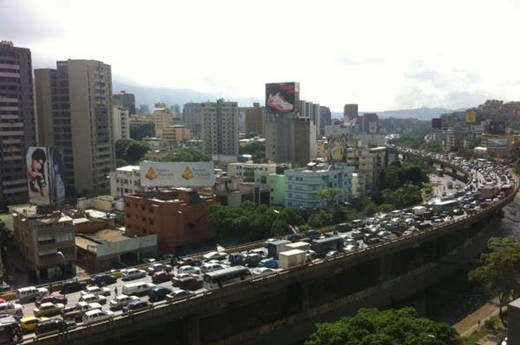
[75,229,130,251]
[116,165,140,172]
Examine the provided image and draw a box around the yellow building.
[163,125,191,146]
[153,103,173,138]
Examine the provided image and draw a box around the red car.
[152,271,172,284]
[35,294,68,307]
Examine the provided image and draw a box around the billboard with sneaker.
[265,82,299,113]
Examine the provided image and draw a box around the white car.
[165,289,192,301]
[250,267,275,276]
[81,285,111,297]
[122,268,146,281]
[82,309,114,325]
[177,265,200,275]
[33,302,64,317]
[0,302,23,318]
[203,251,227,261]
[109,294,139,310]
[79,293,107,305]
[200,262,227,273]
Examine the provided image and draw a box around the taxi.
[20,316,48,332]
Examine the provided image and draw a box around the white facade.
[284,163,354,209]
[201,99,239,157]
[109,165,146,199]
[112,106,130,144]
[227,162,277,182]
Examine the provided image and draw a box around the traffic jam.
[0,147,515,344]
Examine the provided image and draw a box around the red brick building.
[123,188,216,253]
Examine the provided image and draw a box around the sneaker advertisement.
[265,82,298,113]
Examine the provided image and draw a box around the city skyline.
[2,0,520,111]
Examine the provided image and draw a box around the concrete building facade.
[113,90,136,114]
[112,106,130,144]
[344,104,358,122]
[245,103,265,136]
[201,99,239,158]
[13,207,76,281]
[153,103,173,138]
[35,59,115,196]
[346,146,387,196]
[183,102,202,138]
[227,162,277,182]
[284,163,354,209]
[162,125,191,146]
[123,189,216,253]
[0,41,36,209]
[110,165,147,199]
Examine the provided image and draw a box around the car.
[81,285,111,297]
[35,318,71,335]
[0,282,11,293]
[147,263,172,276]
[325,250,339,258]
[165,289,192,302]
[79,293,107,305]
[60,280,84,294]
[177,265,200,275]
[20,316,48,333]
[258,258,279,269]
[152,270,172,284]
[121,268,147,281]
[33,302,64,317]
[148,287,172,302]
[142,257,156,264]
[171,275,203,291]
[203,251,227,261]
[90,273,117,286]
[122,300,153,313]
[250,267,275,275]
[201,262,227,273]
[109,294,140,310]
[82,309,114,325]
[35,294,68,307]
[0,302,23,318]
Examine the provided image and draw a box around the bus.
[203,266,251,287]
[311,236,344,256]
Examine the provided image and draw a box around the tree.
[115,138,149,165]
[130,121,155,140]
[161,148,211,162]
[315,188,347,209]
[239,141,265,162]
[305,307,460,345]
[469,236,520,324]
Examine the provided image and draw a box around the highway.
[3,146,517,344]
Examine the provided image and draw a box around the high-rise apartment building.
[344,104,358,122]
[319,106,332,137]
[162,125,191,146]
[201,99,239,158]
[113,90,136,114]
[245,102,265,136]
[300,100,321,139]
[0,41,36,209]
[360,112,379,134]
[183,102,202,138]
[35,59,115,196]
[112,106,130,144]
[153,102,173,138]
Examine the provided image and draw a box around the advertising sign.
[465,110,477,124]
[432,118,442,129]
[49,148,66,203]
[487,138,507,149]
[327,138,347,163]
[26,147,50,205]
[265,82,298,113]
[140,161,215,187]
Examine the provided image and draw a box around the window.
[126,213,130,218]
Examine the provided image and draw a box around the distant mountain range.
[332,107,462,121]
[113,81,261,110]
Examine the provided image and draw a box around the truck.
[311,236,344,256]
[279,249,306,269]
[266,240,291,259]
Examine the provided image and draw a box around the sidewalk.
[453,297,500,337]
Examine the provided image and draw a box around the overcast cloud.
[1,0,519,111]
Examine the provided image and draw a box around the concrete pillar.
[301,282,310,312]
[183,314,200,345]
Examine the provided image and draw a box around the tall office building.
[152,102,173,138]
[245,102,265,136]
[264,83,316,167]
[0,41,36,209]
[35,59,115,196]
[112,106,130,144]
[201,99,238,158]
[183,102,202,138]
[113,90,136,114]
[361,112,379,134]
[344,104,358,122]
[319,106,332,137]
[300,100,321,139]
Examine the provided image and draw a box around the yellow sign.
[465,110,476,123]
[145,167,158,180]
[182,166,194,180]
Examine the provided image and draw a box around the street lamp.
[56,251,65,280]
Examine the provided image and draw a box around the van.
[17,286,48,302]
[122,282,155,296]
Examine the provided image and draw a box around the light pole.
[56,251,65,280]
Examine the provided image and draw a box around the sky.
[1,0,519,112]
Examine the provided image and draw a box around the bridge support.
[183,314,200,345]
[301,282,310,312]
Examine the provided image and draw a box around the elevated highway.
[20,148,519,345]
